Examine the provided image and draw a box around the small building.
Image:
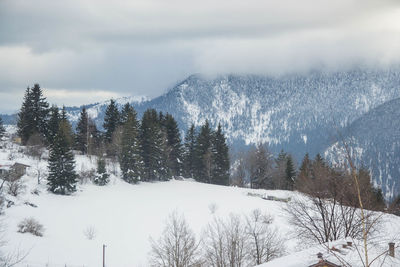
[0,162,30,181]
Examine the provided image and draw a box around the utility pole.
[103,244,106,267]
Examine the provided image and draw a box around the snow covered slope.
[1,136,400,266]
[0,141,294,266]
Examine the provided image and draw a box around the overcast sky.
[1,0,400,113]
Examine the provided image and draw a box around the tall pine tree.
[211,123,230,185]
[17,84,49,145]
[103,99,120,143]
[17,87,34,144]
[60,106,75,149]
[119,107,143,183]
[285,154,296,190]
[140,109,167,181]
[47,119,77,195]
[75,107,89,154]
[164,114,183,178]
[194,120,213,183]
[0,117,5,139]
[47,105,60,145]
[119,103,134,125]
[183,124,197,178]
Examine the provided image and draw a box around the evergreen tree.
[75,107,98,154]
[17,84,49,144]
[103,99,120,143]
[298,153,312,177]
[87,119,100,155]
[120,107,143,183]
[94,158,110,186]
[47,121,77,194]
[60,106,75,149]
[47,105,60,145]
[274,150,288,189]
[211,123,230,185]
[285,154,296,190]
[75,107,89,154]
[119,103,134,125]
[164,114,183,177]
[183,124,197,178]
[250,143,273,189]
[17,87,34,144]
[194,120,213,183]
[0,117,5,139]
[140,109,167,181]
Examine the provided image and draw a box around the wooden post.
[389,242,395,257]
[103,244,106,267]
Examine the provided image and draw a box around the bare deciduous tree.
[202,215,248,267]
[245,209,285,265]
[149,212,202,267]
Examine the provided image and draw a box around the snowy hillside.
[1,133,400,266]
[0,140,294,266]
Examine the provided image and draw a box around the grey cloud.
[0,0,399,113]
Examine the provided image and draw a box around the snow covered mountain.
[61,68,400,198]
[325,97,400,200]
[2,68,400,198]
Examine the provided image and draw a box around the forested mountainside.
[325,97,400,200]
[2,68,400,198]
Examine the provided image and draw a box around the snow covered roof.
[258,240,400,267]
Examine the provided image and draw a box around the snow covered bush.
[149,211,202,267]
[7,179,25,197]
[78,169,95,184]
[208,202,218,214]
[17,218,44,237]
[83,225,97,240]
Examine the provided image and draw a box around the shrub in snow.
[83,225,97,240]
[17,217,44,237]
[79,169,95,184]
[93,158,109,186]
[208,202,218,214]
[7,179,25,197]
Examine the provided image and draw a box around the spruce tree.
[75,107,89,154]
[60,106,75,149]
[247,143,274,189]
[0,117,5,139]
[47,121,77,194]
[183,124,197,178]
[17,87,34,144]
[194,120,213,183]
[274,150,288,189]
[140,109,167,181]
[103,99,120,143]
[87,119,100,155]
[164,114,183,178]
[17,84,49,144]
[30,84,50,137]
[119,103,134,125]
[285,154,296,190]
[120,107,143,183]
[94,158,110,186]
[211,123,230,185]
[47,105,60,145]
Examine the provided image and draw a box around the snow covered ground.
[0,140,295,266]
[1,133,400,266]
